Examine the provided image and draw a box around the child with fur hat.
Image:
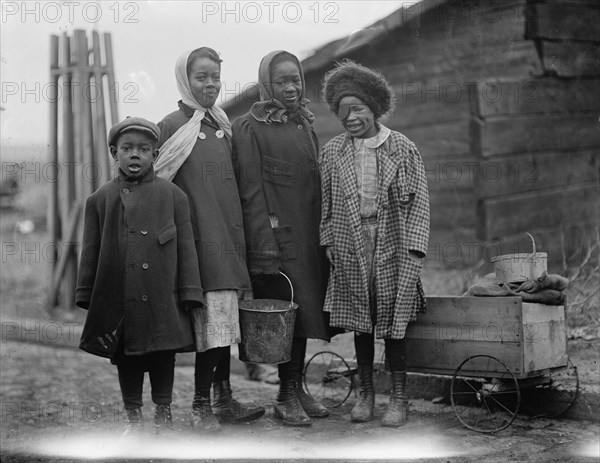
[320,61,430,427]
[76,117,204,435]
[231,50,332,427]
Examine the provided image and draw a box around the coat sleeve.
[318,144,334,247]
[231,117,281,274]
[174,191,204,307]
[405,143,430,258]
[75,195,100,309]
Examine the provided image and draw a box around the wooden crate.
[405,296,567,379]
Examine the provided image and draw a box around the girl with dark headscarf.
[232,50,331,427]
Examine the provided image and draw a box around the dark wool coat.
[76,170,203,358]
[319,130,430,339]
[158,102,251,293]
[231,113,330,341]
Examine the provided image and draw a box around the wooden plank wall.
[225,0,599,268]
[526,0,600,76]
[308,0,540,267]
[471,0,600,267]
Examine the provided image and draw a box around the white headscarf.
[155,49,232,182]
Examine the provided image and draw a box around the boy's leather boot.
[212,380,265,423]
[295,374,330,418]
[191,393,221,432]
[153,404,173,433]
[122,407,144,437]
[382,370,408,427]
[351,365,375,422]
[274,378,312,426]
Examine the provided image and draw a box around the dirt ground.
[1,340,598,463]
[1,182,599,462]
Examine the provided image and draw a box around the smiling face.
[337,96,378,139]
[110,131,157,179]
[270,60,303,109]
[188,56,221,108]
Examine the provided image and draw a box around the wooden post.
[62,32,75,210]
[64,29,92,308]
[48,35,60,272]
[74,30,95,199]
[48,201,82,308]
[92,31,111,185]
[104,33,119,127]
[60,32,77,308]
[71,31,83,211]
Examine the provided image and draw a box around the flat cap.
[107,116,160,147]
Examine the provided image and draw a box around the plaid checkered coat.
[319,130,430,339]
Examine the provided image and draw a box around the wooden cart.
[303,296,578,433]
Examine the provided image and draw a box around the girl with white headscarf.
[156,47,264,431]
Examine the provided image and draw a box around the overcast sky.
[1,1,408,147]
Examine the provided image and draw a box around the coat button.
[142,263,149,269]
[122,187,130,194]
[297,124,303,129]
[141,230,148,235]
[141,295,148,302]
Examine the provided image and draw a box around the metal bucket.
[238,272,298,364]
[492,233,548,283]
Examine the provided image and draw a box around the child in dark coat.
[231,50,331,426]
[76,117,204,435]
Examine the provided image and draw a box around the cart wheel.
[451,355,521,433]
[523,358,579,418]
[303,351,353,408]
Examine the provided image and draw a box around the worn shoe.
[212,380,265,423]
[122,407,144,437]
[351,365,375,423]
[296,376,329,418]
[191,395,221,432]
[274,378,312,426]
[381,370,408,427]
[153,404,173,434]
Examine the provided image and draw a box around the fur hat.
[322,60,395,119]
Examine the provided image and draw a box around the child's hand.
[182,301,202,311]
[325,246,334,265]
[408,250,425,264]
[250,264,280,276]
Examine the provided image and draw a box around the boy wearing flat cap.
[76,116,203,435]
[320,61,430,427]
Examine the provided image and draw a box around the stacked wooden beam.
[48,30,118,307]
[223,0,600,267]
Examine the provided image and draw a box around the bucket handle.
[525,232,537,262]
[278,271,295,309]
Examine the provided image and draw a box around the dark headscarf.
[250,50,315,124]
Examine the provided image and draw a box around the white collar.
[355,124,391,149]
